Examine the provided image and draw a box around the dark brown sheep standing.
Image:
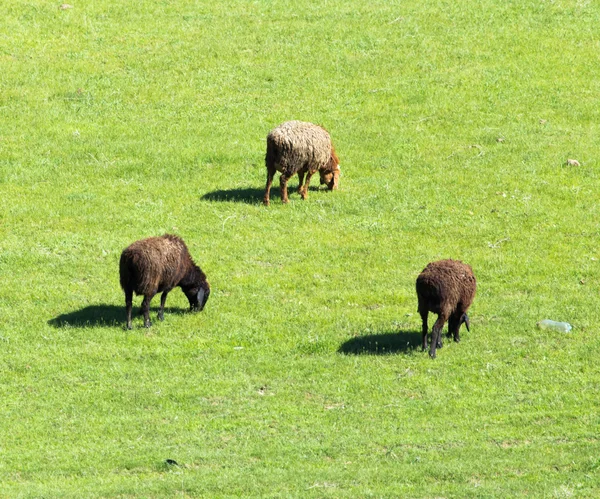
[416,259,476,359]
[119,234,210,329]
[263,120,341,205]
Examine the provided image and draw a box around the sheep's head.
[184,279,211,312]
[319,147,340,190]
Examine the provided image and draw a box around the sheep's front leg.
[429,315,447,359]
[280,173,291,204]
[297,170,306,194]
[125,288,133,330]
[158,290,170,321]
[448,312,461,343]
[263,166,276,206]
[300,171,315,200]
[141,293,155,328]
[331,170,340,190]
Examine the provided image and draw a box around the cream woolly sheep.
[263,120,341,205]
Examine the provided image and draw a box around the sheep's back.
[266,121,332,174]
[120,236,189,295]
[417,259,476,314]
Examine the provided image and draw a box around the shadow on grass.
[200,185,325,204]
[48,304,188,328]
[201,187,267,204]
[338,330,422,355]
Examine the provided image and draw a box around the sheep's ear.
[462,313,470,332]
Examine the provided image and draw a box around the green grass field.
[2,0,600,496]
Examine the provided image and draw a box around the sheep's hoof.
[454,337,461,343]
[158,314,164,321]
[144,321,152,328]
[263,199,270,206]
[126,324,133,330]
[429,351,436,359]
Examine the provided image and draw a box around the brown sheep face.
[320,171,333,186]
[319,167,340,190]
[319,147,341,190]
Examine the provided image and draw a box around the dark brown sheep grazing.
[416,259,476,359]
[263,120,341,205]
[119,235,210,329]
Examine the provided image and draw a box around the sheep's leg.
[448,312,461,343]
[263,166,276,206]
[297,170,305,193]
[158,290,170,321]
[300,171,315,200]
[125,288,133,330]
[419,309,428,351]
[141,294,154,328]
[280,173,291,204]
[331,170,339,190]
[429,315,447,359]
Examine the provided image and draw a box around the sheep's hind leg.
[141,293,155,328]
[158,290,170,321]
[125,288,133,330]
[297,170,306,194]
[263,166,276,206]
[429,315,447,359]
[300,171,315,200]
[280,173,292,204]
[419,308,428,352]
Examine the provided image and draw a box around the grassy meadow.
[2,0,600,496]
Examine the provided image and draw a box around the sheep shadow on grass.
[338,330,422,355]
[201,185,326,204]
[48,304,188,329]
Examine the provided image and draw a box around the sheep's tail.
[119,252,135,291]
[265,135,278,171]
